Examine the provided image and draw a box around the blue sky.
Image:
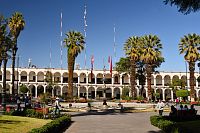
[1,0,200,72]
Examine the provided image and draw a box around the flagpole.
[84,4,87,69]
[60,11,63,69]
[113,24,116,66]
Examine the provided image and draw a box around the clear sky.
[1,0,200,72]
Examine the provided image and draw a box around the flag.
[91,55,94,79]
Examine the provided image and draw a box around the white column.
[61,75,63,84]
[35,86,38,98]
[196,89,198,98]
[111,87,114,98]
[95,75,97,84]
[120,75,122,85]
[86,87,88,99]
[162,89,165,101]
[61,86,63,96]
[137,87,139,97]
[78,86,80,98]
[86,75,88,84]
[120,87,123,100]
[171,90,174,101]
[78,75,80,84]
[27,75,29,82]
[146,88,148,98]
[44,85,46,93]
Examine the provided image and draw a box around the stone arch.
[88,73,95,83]
[29,84,36,97]
[46,85,53,96]
[21,71,27,82]
[172,75,179,82]
[54,72,61,83]
[105,87,112,99]
[37,72,44,82]
[122,73,129,84]
[73,73,78,83]
[37,85,44,97]
[73,85,78,97]
[88,87,95,99]
[156,75,162,86]
[156,88,163,100]
[96,87,104,98]
[6,70,11,81]
[80,73,86,83]
[97,73,103,84]
[114,87,120,99]
[164,75,171,86]
[104,73,112,84]
[165,89,171,101]
[63,72,68,83]
[113,74,120,84]
[54,85,61,96]
[62,86,67,96]
[80,86,86,98]
[29,71,36,82]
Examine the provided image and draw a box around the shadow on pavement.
[70,110,127,117]
[148,130,164,133]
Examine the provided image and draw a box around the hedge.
[150,115,178,133]
[5,109,65,119]
[28,115,71,133]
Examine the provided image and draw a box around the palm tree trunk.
[2,58,7,111]
[68,54,74,100]
[189,62,195,101]
[130,59,136,98]
[146,64,152,101]
[11,48,16,95]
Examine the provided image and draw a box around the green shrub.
[150,115,177,132]
[29,115,71,133]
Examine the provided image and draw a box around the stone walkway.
[64,111,164,133]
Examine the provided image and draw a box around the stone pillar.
[120,75,123,85]
[78,75,80,84]
[162,78,164,86]
[78,86,80,98]
[35,86,38,98]
[95,87,97,99]
[61,86,63,96]
[171,90,174,102]
[111,87,114,98]
[86,87,88,99]
[44,85,46,93]
[27,75,29,82]
[95,75,97,84]
[162,89,165,101]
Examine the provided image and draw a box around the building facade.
[0,67,200,101]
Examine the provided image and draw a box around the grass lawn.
[0,115,52,133]
[176,120,200,133]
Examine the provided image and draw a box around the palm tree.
[179,33,200,101]
[0,15,12,111]
[141,35,163,101]
[164,0,200,14]
[64,31,85,99]
[124,36,142,98]
[8,12,25,95]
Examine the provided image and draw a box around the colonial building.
[0,67,200,101]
